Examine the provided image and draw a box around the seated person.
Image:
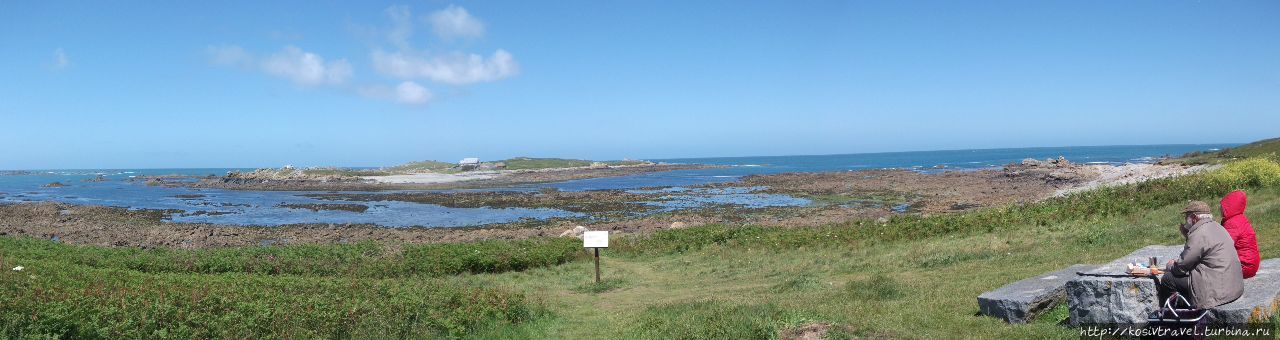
[1159,201,1244,308]
[1220,190,1261,279]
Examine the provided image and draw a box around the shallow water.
[0,144,1235,227]
[0,170,581,227]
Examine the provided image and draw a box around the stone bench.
[1066,245,1184,326]
[978,264,1097,323]
[977,245,1181,324]
[1208,258,1280,324]
[1067,246,1280,326]
[983,245,1280,326]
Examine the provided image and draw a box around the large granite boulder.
[1066,245,1183,326]
[1066,276,1161,326]
[979,264,1097,323]
[1208,258,1280,324]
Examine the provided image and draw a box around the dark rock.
[42,182,66,188]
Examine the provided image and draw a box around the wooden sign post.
[582,231,608,283]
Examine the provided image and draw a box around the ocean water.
[0,143,1235,227]
[534,143,1237,191]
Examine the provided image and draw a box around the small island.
[138,157,714,191]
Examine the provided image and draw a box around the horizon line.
[0,140,1253,172]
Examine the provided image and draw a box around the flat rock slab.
[1067,245,1183,326]
[979,264,1097,323]
[1084,245,1183,275]
[1209,258,1280,324]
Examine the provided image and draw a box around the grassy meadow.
[3,156,1280,338]
[1176,138,1280,165]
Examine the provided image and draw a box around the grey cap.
[1183,200,1211,215]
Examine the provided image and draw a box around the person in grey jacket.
[1159,201,1244,308]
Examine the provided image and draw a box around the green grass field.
[500,157,594,170]
[3,158,1279,338]
[1177,138,1280,165]
[384,160,459,173]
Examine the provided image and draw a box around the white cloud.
[426,5,485,40]
[371,49,517,85]
[206,45,252,66]
[356,82,433,106]
[50,48,70,70]
[260,46,353,86]
[204,5,512,108]
[395,81,432,104]
[385,5,414,49]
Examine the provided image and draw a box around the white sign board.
[583,231,609,248]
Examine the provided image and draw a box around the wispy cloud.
[261,46,353,86]
[426,5,485,40]
[356,81,433,105]
[371,49,517,85]
[385,5,414,50]
[206,4,511,107]
[49,48,71,70]
[207,45,252,66]
[206,45,352,87]
[395,81,432,104]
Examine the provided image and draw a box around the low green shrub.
[0,261,534,338]
[500,158,592,170]
[398,238,584,276]
[0,237,583,278]
[1209,157,1280,188]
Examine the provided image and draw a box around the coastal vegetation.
[3,156,1280,338]
[0,237,581,278]
[500,157,594,170]
[495,157,652,170]
[383,160,458,173]
[1174,137,1280,165]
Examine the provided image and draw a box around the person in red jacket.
[1220,190,1261,279]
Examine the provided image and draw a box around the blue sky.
[2,1,1278,169]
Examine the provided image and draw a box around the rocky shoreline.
[0,159,1212,249]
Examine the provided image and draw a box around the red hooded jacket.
[1220,190,1260,279]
